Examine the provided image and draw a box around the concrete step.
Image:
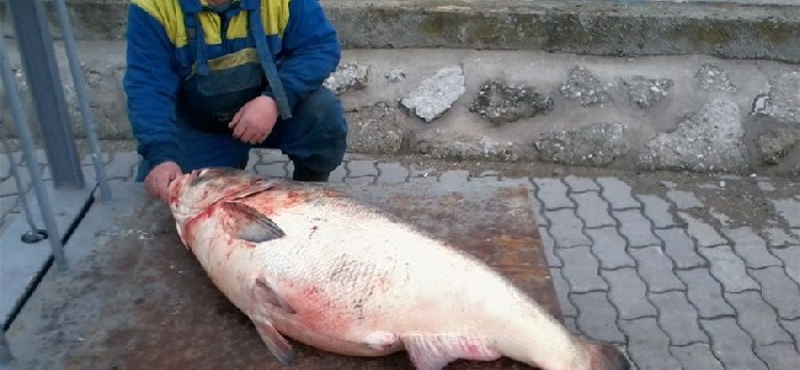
[0,0,799,62]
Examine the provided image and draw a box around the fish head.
[167,166,274,223]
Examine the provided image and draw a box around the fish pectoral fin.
[220,202,285,243]
[255,277,297,315]
[253,320,295,366]
[401,334,501,370]
[361,331,400,351]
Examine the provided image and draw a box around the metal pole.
[0,123,48,244]
[0,25,69,272]
[52,0,112,202]
[7,0,85,190]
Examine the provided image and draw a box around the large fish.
[166,167,630,370]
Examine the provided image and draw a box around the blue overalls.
[135,0,347,182]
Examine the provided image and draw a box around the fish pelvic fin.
[220,202,285,243]
[254,320,295,366]
[401,334,501,370]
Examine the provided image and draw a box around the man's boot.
[292,164,330,182]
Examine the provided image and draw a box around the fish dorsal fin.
[227,178,283,202]
[220,202,285,243]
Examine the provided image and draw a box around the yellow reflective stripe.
[261,0,291,36]
[131,0,188,47]
[186,47,260,79]
[226,11,249,39]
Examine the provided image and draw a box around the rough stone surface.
[649,291,707,346]
[345,102,407,154]
[416,130,517,161]
[696,63,737,92]
[400,65,465,122]
[619,75,673,109]
[757,128,800,164]
[468,80,553,125]
[533,122,628,167]
[323,63,370,95]
[762,71,800,124]
[639,100,747,172]
[559,65,610,107]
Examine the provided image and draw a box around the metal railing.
[0,0,113,364]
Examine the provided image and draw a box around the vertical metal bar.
[0,24,69,273]
[7,0,84,190]
[1,124,45,237]
[52,0,112,202]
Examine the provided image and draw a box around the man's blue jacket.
[123,0,341,168]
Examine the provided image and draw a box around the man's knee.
[296,87,348,140]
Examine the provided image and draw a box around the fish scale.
[167,168,632,370]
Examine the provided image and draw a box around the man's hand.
[144,161,182,204]
[229,95,279,145]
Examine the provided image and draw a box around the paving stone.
[437,170,469,184]
[655,228,706,269]
[533,178,573,210]
[328,164,347,183]
[670,343,725,370]
[376,162,409,184]
[564,317,578,333]
[698,245,760,293]
[629,246,685,293]
[650,291,707,346]
[601,267,656,319]
[551,267,576,317]
[556,246,608,293]
[765,227,800,248]
[701,317,768,370]
[614,209,660,247]
[772,246,800,285]
[637,194,676,229]
[619,317,681,370]
[781,319,800,352]
[722,227,782,269]
[666,189,703,210]
[0,169,30,197]
[679,212,727,248]
[255,162,288,178]
[545,209,591,248]
[571,191,615,229]
[586,226,636,269]
[755,343,800,370]
[563,175,599,192]
[757,180,776,192]
[539,226,561,267]
[677,268,735,319]
[749,267,800,319]
[346,160,378,177]
[771,198,800,228]
[597,177,640,210]
[570,291,626,343]
[725,291,792,346]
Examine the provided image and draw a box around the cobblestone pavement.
[2,148,800,370]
